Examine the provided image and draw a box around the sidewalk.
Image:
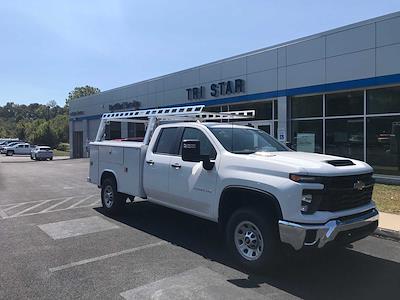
[376,211,400,241]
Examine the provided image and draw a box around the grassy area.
[53,149,70,157]
[373,183,400,215]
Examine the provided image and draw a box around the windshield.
[209,127,288,154]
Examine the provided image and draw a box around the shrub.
[57,143,70,152]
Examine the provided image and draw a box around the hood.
[246,151,373,176]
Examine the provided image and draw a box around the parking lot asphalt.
[0,159,399,299]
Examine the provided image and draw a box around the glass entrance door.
[234,120,274,136]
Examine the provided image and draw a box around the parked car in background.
[0,138,19,145]
[31,146,54,161]
[3,143,34,156]
[0,141,22,153]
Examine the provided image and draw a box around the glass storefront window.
[367,86,400,114]
[128,123,145,138]
[105,122,121,140]
[291,95,323,118]
[326,118,364,161]
[326,91,364,116]
[230,101,272,120]
[367,116,400,176]
[291,119,323,153]
[205,105,228,113]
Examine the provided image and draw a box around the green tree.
[65,85,100,107]
[50,114,69,143]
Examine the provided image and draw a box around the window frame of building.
[289,85,400,175]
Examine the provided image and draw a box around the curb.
[374,227,400,242]
[0,157,71,164]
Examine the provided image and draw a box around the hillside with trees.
[0,86,100,148]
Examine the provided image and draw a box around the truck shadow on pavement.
[95,201,400,300]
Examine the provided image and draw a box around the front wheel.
[101,178,125,214]
[6,151,13,156]
[226,208,281,273]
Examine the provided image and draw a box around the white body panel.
[89,141,147,198]
[89,122,375,226]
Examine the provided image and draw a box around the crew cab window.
[180,128,217,159]
[210,127,288,154]
[154,127,180,155]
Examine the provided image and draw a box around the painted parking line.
[0,194,99,219]
[39,216,119,240]
[120,267,266,300]
[49,241,168,273]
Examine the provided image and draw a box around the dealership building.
[70,12,400,177]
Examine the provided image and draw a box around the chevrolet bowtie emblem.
[353,180,366,191]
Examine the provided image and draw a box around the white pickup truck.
[88,105,378,272]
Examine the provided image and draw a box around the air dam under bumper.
[278,208,379,250]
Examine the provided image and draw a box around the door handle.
[146,160,155,165]
[171,163,181,169]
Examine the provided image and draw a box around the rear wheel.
[226,207,281,273]
[101,178,125,214]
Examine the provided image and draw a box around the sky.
[1,1,400,106]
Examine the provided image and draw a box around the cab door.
[168,127,218,217]
[23,144,31,154]
[15,144,24,154]
[143,127,182,202]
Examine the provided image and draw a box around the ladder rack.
[95,104,255,143]
[101,105,255,121]
[101,105,204,120]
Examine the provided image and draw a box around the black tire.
[30,154,34,160]
[50,157,53,160]
[226,207,281,273]
[101,178,125,214]
[6,150,13,156]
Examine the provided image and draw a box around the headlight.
[289,174,322,183]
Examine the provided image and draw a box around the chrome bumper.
[278,209,379,250]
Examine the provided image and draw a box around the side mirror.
[285,142,293,150]
[182,139,215,170]
[182,140,201,162]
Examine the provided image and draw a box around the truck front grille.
[317,173,374,212]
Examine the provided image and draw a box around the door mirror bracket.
[201,155,215,170]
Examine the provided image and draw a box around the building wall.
[70,12,400,119]
[70,12,400,168]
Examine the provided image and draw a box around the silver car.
[31,146,54,161]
